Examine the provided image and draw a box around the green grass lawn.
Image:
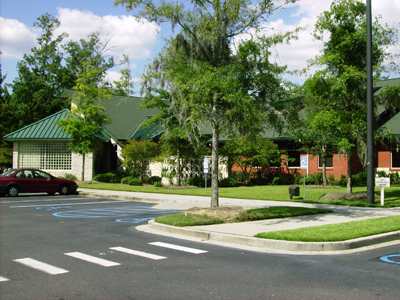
[78,183,400,242]
[154,207,333,227]
[255,215,400,242]
[79,182,400,207]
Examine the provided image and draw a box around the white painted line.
[64,252,120,267]
[110,247,167,260]
[149,242,208,254]
[3,198,98,204]
[13,258,69,275]
[0,276,10,282]
[10,200,130,208]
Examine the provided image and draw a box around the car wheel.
[7,185,19,197]
[59,184,70,195]
[47,192,56,196]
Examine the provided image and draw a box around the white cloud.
[265,0,400,82]
[105,70,142,88]
[0,17,38,59]
[55,8,160,62]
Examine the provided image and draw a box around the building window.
[19,142,72,170]
[318,154,333,168]
[287,143,300,167]
[392,144,400,168]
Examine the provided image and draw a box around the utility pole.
[366,0,375,204]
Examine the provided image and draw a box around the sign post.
[300,156,308,200]
[375,177,390,206]
[203,158,209,194]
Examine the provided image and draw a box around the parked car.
[0,168,78,197]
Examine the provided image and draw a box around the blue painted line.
[116,218,155,223]
[380,255,400,265]
[52,206,182,219]
[36,206,72,210]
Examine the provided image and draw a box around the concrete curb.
[148,220,400,252]
[78,192,164,203]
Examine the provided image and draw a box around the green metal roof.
[4,109,72,141]
[61,89,161,141]
[382,111,400,136]
[3,108,111,141]
[374,78,400,95]
[128,116,163,140]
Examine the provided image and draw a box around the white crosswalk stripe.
[0,276,10,282]
[13,258,69,275]
[149,242,208,254]
[64,252,120,267]
[110,247,167,260]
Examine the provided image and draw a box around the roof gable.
[61,89,161,141]
[128,116,163,141]
[4,109,72,141]
[3,109,111,142]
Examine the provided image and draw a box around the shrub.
[93,172,121,183]
[121,176,137,185]
[186,176,210,187]
[352,171,367,186]
[328,173,335,185]
[272,173,295,185]
[249,176,269,186]
[149,176,162,184]
[219,178,238,187]
[154,181,163,187]
[339,174,347,186]
[128,178,142,186]
[142,176,150,184]
[59,174,78,181]
[315,172,323,185]
[390,172,400,185]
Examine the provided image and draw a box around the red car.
[0,168,78,197]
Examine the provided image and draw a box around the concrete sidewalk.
[78,188,400,254]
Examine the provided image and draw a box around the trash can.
[289,185,300,199]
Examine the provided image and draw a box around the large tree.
[303,0,399,193]
[58,62,112,181]
[121,140,160,181]
[221,134,281,184]
[11,14,71,128]
[0,58,15,171]
[116,0,298,207]
[63,31,115,89]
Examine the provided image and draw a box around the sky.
[1,0,400,94]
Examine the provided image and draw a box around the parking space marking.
[53,206,182,219]
[10,200,131,208]
[0,276,10,282]
[149,242,208,254]
[380,254,400,265]
[2,197,95,205]
[13,258,69,275]
[110,246,167,260]
[65,252,120,267]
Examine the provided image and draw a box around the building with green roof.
[4,90,163,180]
[3,78,400,182]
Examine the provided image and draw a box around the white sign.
[203,158,209,173]
[375,177,390,187]
[300,156,308,169]
[376,177,390,206]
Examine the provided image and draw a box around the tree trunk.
[321,146,327,186]
[177,149,181,186]
[347,154,352,193]
[81,154,85,181]
[322,160,327,186]
[211,123,219,208]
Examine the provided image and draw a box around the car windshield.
[0,169,17,177]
